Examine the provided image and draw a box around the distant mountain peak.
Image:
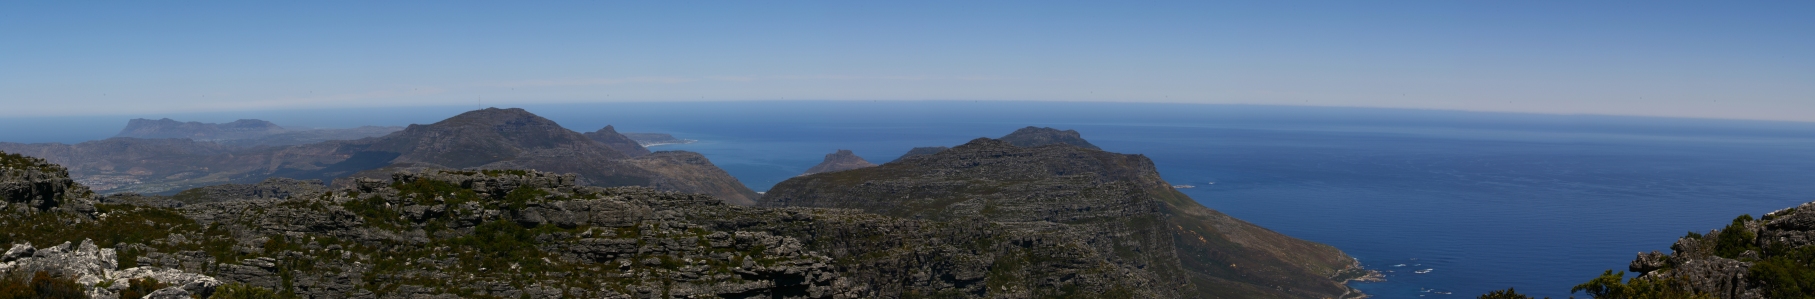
[584,124,652,157]
[760,127,1363,298]
[998,126,1101,150]
[373,108,623,168]
[801,149,876,176]
[435,107,547,125]
[116,118,287,141]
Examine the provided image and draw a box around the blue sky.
[3,1,1811,121]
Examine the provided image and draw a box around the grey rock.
[1631,250,1670,273]
[143,287,192,299]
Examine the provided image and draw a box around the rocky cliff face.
[583,125,652,157]
[4,155,1156,298]
[998,126,1101,150]
[760,133,1368,298]
[800,150,876,176]
[1,152,96,214]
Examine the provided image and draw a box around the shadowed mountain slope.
[893,146,948,162]
[760,133,1369,298]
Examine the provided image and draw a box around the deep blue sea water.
[6,101,1815,298]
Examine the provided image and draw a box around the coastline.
[1336,259,1384,299]
[638,139,698,147]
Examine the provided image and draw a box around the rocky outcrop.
[892,146,948,162]
[583,125,652,157]
[1615,201,1815,299]
[800,150,876,176]
[761,130,1366,299]
[1,151,95,214]
[92,176,330,207]
[998,126,1101,150]
[1,240,222,299]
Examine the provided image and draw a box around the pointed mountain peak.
[585,124,651,157]
[998,126,1100,150]
[371,108,626,168]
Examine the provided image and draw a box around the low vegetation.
[0,271,86,299]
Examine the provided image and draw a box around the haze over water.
[6,101,1815,298]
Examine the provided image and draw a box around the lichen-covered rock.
[0,152,96,214]
[0,240,220,299]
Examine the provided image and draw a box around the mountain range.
[0,109,1381,298]
[115,118,403,147]
[0,108,758,205]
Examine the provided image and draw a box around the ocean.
[7,101,1815,298]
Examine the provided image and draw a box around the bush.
[1749,245,1815,298]
[212,283,285,299]
[1570,269,1712,299]
[1713,214,1758,259]
[1478,288,1541,299]
[0,271,87,299]
[117,277,165,299]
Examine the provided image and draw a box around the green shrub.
[118,277,165,299]
[1713,214,1758,259]
[1570,269,1712,299]
[0,271,87,299]
[212,283,285,299]
[1478,288,1541,299]
[1749,245,1815,298]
